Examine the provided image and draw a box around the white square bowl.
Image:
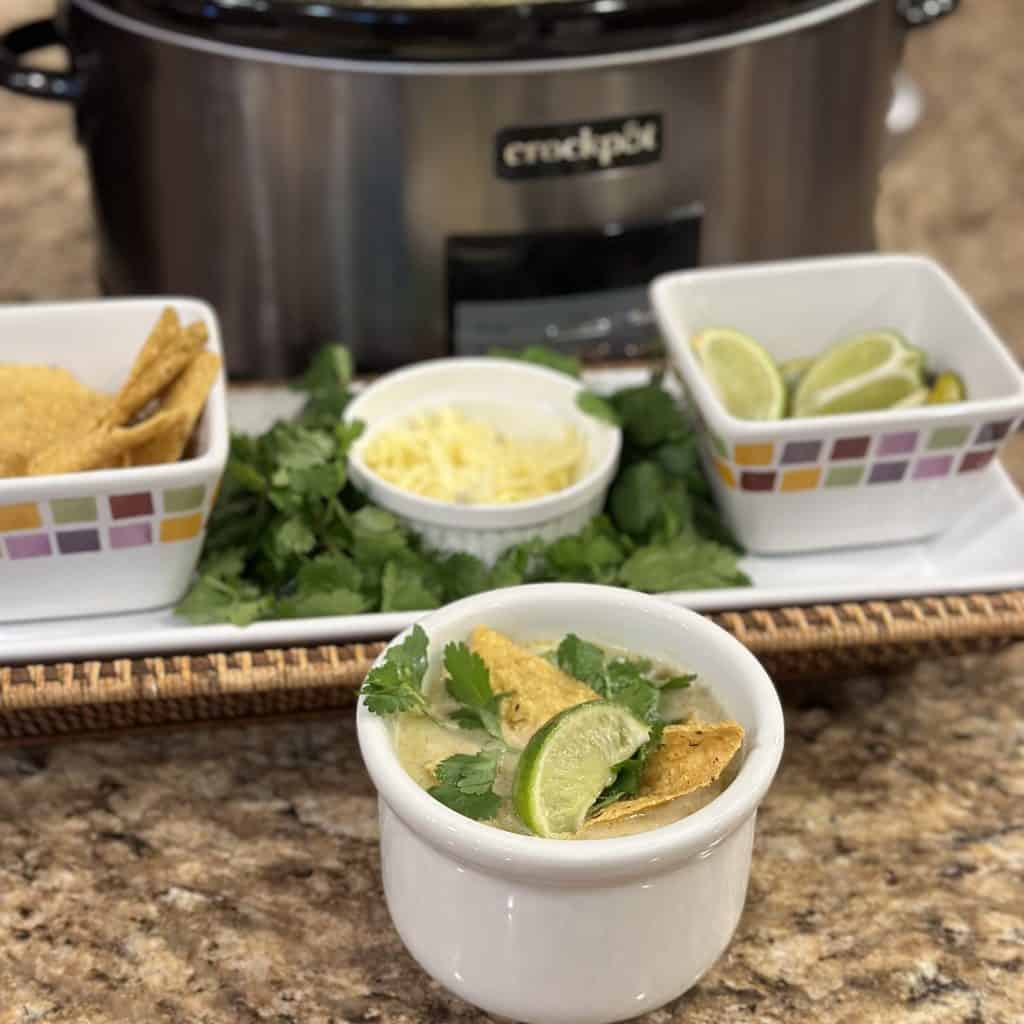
[651,254,1024,554]
[0,298,228,622]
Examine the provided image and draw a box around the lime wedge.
[792,330,924,418]
[513,701,650,838]
[904,344,928,375]
[692,328,786,421]
[892,387,930,409]
[927,371,967,405]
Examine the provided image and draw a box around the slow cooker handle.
[897,0,959,27]
[0,19,81,101]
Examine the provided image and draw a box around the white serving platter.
[3,372,1023,665]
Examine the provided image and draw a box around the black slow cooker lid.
[98,0,858,62]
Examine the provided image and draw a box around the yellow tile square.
[0,503,43,532]
[714,459,737,489]
[734,443,774,467]
[780,467,821,492]
[160,513,203,543]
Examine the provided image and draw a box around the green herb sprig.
[177,344,748,626]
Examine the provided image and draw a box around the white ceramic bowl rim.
[357,583,785,884]
[344,357,622,529]
[654,253,1024,441]
[0,296,230,499]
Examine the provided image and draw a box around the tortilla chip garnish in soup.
[469,626,600,748]
[582,720,745,829]
[27,409,188,477]
[130,350,222,466]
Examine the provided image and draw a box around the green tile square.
[927,426,971,450]
[825,465,865,488]
[711,433,728,459]
[163,485,206,514]
[50,497,98,524]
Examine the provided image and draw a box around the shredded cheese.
[362,406,585,505]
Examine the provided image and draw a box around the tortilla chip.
[583,720,745,828]
[130,350,221,465]
[106,317,207,426]
[116,306,180,396]
[469,626,600,748]
[0,365,113,474]
[27,410,188,477]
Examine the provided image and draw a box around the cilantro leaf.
[591,721,666,814]
[360,624,430,716]
[444,643,505,741]
[488,345,582,378]
[576,390,621,425]
[175,575,273,626]
[606,659,661,724]
[619,537,750,592]
[556,634,608,693]
[613,385,683,448]
[609,462,665,538]
[428,750,502,820]
[380,560,442,612]
[660,674,696,691]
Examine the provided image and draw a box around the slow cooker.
[1,0,957,376]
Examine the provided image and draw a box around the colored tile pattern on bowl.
[702,418,1005,495]
[0,490,208,560]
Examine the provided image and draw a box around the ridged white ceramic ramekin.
[356,583,785,1024]
[344,358,621,563]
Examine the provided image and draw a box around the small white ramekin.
[652,254,1024,554]
[356,583,785,1024]
[344,358,621,563]
[0,298,228,622]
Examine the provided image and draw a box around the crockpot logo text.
[496,115,663,180]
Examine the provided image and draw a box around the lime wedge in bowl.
[692,328,786,421]
[791,330,924,418]
[513,701,650,839]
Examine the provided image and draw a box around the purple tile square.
[781,440,823,464]
[110,492,154,519]
[913,454,954,480]
[831,437,871,460]
[878,431,919,456]
[109,523,153,549]
[57,529,102,555]
[868,461,909,485]
[741,471,776,492]
[6,533,52,559]
[975,421,1012,445]
[959,449,996,474]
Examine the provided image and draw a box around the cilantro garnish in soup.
[361,625,744,839]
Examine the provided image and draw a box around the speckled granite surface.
[1,2,1023,1022]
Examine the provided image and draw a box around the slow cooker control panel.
[447,210,701,361]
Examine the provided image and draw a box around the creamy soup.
[377,627,743,840]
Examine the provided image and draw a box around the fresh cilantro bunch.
[555,633,695,813]
[360,626,508,822]
[177,345,747,626]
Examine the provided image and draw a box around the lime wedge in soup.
[513,701,650,838]
[692,327,786,421]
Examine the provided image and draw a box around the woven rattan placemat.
[3,591,1022,744]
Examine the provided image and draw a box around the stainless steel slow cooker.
[1,0,957,376]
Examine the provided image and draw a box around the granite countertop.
[1,1,1023,1021]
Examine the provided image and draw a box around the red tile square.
[109,492,154,519]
